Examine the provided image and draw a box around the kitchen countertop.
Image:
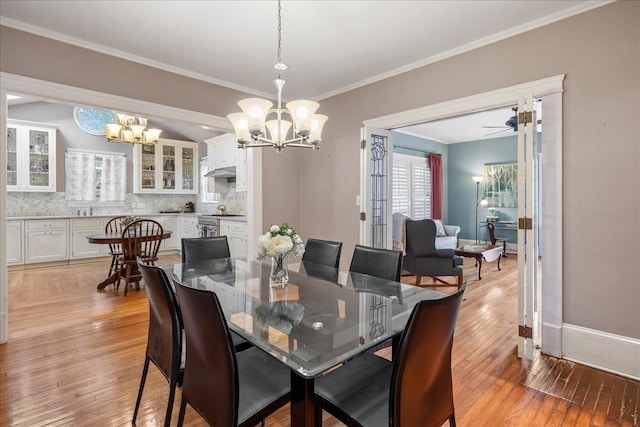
[7,212,247,222]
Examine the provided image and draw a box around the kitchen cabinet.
[178,215,199,253]
[7,120,57,192]
[70,218,104,259]
[133,139,198,194]
[220,220,247,258]
[207,133,237,170]
[7,220,24,265]
[25,219,69,263]
[142,215,178,251]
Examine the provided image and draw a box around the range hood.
[205,166,236,178]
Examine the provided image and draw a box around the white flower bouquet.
[256,223,305,260]
[257,223,304,286]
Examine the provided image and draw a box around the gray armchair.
[403,218,464,289]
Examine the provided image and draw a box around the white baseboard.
[541,322,562,357]
[562,323,640,380]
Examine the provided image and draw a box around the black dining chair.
[314,283,467,427]
[302,238,343,268]
[174,282,291,427]
[181,236,252,353]
[181,236,231,263]
[133,261,183,427]
[349,244,403,282]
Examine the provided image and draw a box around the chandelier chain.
[277,0,282,65]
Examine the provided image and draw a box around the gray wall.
[1,1,638,341]
[8,101,195,193]
[447,136,518,241]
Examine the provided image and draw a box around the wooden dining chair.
[173,282,291,427]
[302,238,343,268]
[119,219,163,296]
[314,284,467,427]
[133,261,183,427]
[105,216,126,278]
[487,222,508,257]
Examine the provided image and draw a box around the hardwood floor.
[1,254,637,426]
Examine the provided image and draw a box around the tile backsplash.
[5,192,243,217]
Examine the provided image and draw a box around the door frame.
[361,75,564,357]
[0,72,263,343]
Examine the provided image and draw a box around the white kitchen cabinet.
[7,220,24,265]
[7,120,57,192]
[133,139,198,194]
[220,220,247,258]
[207,133,237,170]
[70,218,103,259]
[163,216,179,250]
[178,215,199,253]
[25,219,69,263]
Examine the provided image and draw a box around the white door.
[516,94,539,359]
[359,127,393,248]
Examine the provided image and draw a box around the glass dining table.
[170,257,446,427]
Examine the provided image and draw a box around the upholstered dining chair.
[104,215,126,277]
[349,244,403,282]
[313,283,466,427]
[487,222,508,257]
[181,236,252,353]
[133,261,183,427]
[403,219,464,289]
[119,219,163,295]
[302,238,343,268]
[181,236,231,263]
[174,282,291,427]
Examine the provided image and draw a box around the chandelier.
[104,114,162,144]
[227,0,327,155]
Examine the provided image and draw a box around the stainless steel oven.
[196,216,219,237]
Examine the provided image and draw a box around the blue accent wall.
[447,136,518,241]
[391,132,449,221]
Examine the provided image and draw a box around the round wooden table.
[86,231,172,290]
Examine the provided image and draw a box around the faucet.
[83,209,87,216]
[90,206,93,216]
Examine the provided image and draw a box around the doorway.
[359,75,564,358]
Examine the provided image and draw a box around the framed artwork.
[73,107,117,136]
[484,162,517,208]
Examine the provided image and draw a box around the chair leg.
[457,274,463,289]
[415,275,422,286]
[177,398,187,427]
[449,413,457,427]
[314,404,323,426]
[164,381,178,427]
[132,356,150,424]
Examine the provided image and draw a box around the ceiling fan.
[482,107,518,137]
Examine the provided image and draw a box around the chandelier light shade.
[104,114,162,144]
[227,0,327,155]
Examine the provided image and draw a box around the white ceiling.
[1,0,602,142]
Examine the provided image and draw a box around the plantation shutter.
[392,153,432,219]
[412,161,431,219]
[392,161,410,216]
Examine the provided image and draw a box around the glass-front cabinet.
[133,139,198,194]
[7,120,57,192]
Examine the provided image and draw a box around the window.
[392,153,431,219]
[65,150,126,205]
[200,157,218,203]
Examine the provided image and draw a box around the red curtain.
[429,153,443,219]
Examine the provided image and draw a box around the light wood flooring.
[1,254,638,426]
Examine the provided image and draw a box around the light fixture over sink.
[226,0,327,155]
[104,114,162,145]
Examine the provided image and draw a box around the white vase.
[270,252,290,287]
